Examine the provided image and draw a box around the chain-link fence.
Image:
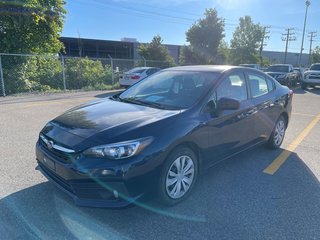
[0,53,172,96]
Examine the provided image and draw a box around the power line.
[282,28,296,63]
[69,0,320,53]
[76,0,192,26]
[308,31,317,64]
[260,26,271,63]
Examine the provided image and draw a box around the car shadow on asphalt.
[1,147,320,240]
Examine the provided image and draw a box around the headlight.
[304,73,309,79]
[83,137,153,159]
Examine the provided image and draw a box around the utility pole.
[260,26,270,64]
[282,28,296,64]
[308,31,317,65]
[299,0,311,67]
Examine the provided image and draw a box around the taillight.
[289,89,293,98]
[131,75,140,80]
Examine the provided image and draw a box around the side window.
[216,73,248,101]
[266,77,275,92]
[248,74,269,98]
[146,69,153,75]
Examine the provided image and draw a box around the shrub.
[65,57,105,90]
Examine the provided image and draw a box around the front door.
[205,71,258,165]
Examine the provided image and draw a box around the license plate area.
[43,156,56,171]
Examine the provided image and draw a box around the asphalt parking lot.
[1,88,320,240]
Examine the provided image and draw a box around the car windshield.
[267,66,289,72]
[310,64,320,71]
[118,71,219,109]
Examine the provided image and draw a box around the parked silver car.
[119,67,160,87]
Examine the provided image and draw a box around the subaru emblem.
[47,140,54,149]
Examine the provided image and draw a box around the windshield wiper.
[120,97,167,109]
[109,95,121,101]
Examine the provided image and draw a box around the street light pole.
[298,0,311,67]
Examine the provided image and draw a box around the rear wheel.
[158,147,198,206]
[268,116,287,149]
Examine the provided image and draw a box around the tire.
[301,83,308,90]
[157,147,198,206]
[268,115,287,149]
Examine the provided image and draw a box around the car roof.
[163,65,237,73]
[131,67,156,70]
[269,64,292,66]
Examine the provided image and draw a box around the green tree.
[0,0,66,94]
[311,46,320,63]
[230,16,263,65]
[179,46,208,65]
[216,40,230,64]
[0,0,66,54]
[182,8,225,64]
[138,35,176,67]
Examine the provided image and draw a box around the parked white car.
[302,63,320,89]
[119,67,160,87]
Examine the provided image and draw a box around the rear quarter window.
[248,73,269,98]
[266,77,275,91]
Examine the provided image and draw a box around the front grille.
[39,162,74,194]
[39,163,117,201]
[39,136,74,163]
[309,74,320,79]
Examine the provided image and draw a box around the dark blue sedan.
[36,66,293,207]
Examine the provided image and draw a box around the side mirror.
[217,97,240,110]
[205,100,218,117]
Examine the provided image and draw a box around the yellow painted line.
[264,113,320,175]
[292,112,316,117]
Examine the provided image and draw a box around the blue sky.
[62,0,320,53]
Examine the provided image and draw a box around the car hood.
[265,72,288,75]
[42,99,180,149]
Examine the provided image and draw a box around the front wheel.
[268,116,287,149]
[158,147,198,206]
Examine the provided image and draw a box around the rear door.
[245,71,278,141]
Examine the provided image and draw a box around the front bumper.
[35,142,152,208]
[302,78,320,86]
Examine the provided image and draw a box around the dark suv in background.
[265,64,299,87]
